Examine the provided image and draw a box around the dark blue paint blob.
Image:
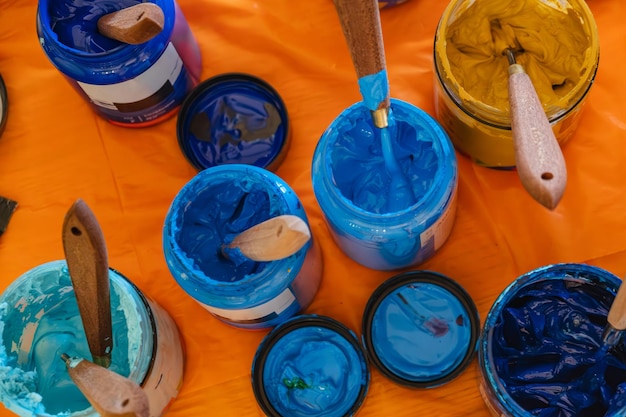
[49,0,140,53]
[491,279,626,416]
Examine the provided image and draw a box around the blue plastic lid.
[251,315,370,417]
[362,270,479,388]
[176,73,290,172]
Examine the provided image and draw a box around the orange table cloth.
[1,0,625,416]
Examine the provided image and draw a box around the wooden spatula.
[98,3,165,45]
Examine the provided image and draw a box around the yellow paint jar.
[433,0,599,168]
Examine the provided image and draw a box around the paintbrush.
[0,196,17,236]
[98,3,165,45]
[221,215,311,262]
[61,354,150,417]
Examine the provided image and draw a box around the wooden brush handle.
[333,0,390,111]
[62,199,113,368]
[98,3,165,45]
[508,65,567,210]
[63,355,149,417]
[608,280,626,331]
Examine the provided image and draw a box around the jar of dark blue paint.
[36,0,201,127]
[479,263,626,417]
[362,270,479,388]
[251,315,370,417]
[311,99,457,271]
[162,164,323,330]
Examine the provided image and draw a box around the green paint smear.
[282,377,309,389]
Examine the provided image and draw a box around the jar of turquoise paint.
[0,260,184,417]
[162,164,323,330]
[311,98,457,271]
[479,263,626,417]
[251,315,370,417]
[36,0,201,127]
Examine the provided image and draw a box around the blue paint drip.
[357,70,389,112]
[491,278,626,416]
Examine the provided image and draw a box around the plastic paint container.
[162,164,323,330]
[251,315,370,417]
[177,73,290,172]
[311,98,457,271]
[378,0,410,9]
[0,260,184,417]
[36,0,202,127]
[479,263,626,416]
[362,270,479,388]
[433,0,599,168]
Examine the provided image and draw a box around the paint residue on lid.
[177,73,290,172]
[362,270,480,388]
[251,315,369,417]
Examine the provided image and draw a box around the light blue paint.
[0,261,152,417]
[162,164,319,329]
[480,263,626,417]
[370,282,472,383]
[254,316,369,417]
[311,98,457,270]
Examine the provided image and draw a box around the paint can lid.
[0,73,8,139]
[361,270,479,388]
[176,73,290,172]
[251,314,370,417]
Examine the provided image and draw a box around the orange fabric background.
[1,0,625,416]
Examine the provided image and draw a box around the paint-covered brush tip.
[0,196,18,235]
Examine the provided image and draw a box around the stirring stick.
[505,48,567,210]
[602,279,626,348]
[62,199,113,368]
[61,354,150,417]
[97,3,165,45]
[221,215,311,262]
[332,0,415,210]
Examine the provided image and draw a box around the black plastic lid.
[362,270,479,388]
[251,314,370,417]
[0,74,7,139]
[177,73,290,172]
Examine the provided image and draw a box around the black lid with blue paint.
[176,73,290,172]
[361,270,480,388]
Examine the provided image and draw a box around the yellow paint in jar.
[433,0,599,168]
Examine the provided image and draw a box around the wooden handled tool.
[333,0,390,127]
[222,215,311,262]
[98,3,165,45]
[62,354,150,417]
[62,199,113,368]
[506,48,567,210]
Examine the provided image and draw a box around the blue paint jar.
[162,164,323,330]
[311,98,457,271]
[479,263,626,417]
[362,270,479,388]
[36,0,201,127]
[177,73,290,172]
[251,315,369,417]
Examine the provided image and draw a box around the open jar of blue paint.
[251,315,370,417]
[162,164,323,330]
[0,260,184,417]
[311,99,457,271]
[479,263,626,417]
[362,270,479,388]
[36,0,202,127]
